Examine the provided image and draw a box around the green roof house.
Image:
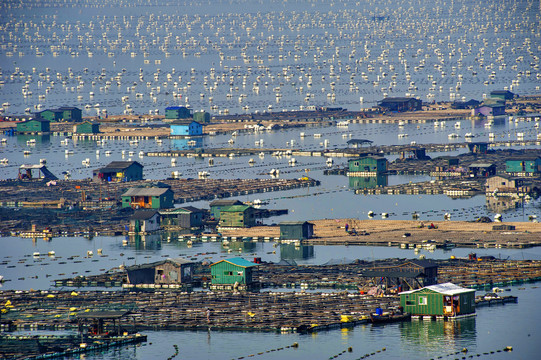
[219,204,256,228]
[209,199,243,220]
[279,221,314,240]
[505,157,541,174]
[193,111,210,123]
[165,106,192,119]
[400,283,475,319]
[37,107,82,122]
[16,119,50,133]
[348,156,388,175]
[122,186,174,209]
[210,257,258,290]
[74,121,100,134]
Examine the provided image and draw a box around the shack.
[16,119,50,133]
[468,163,496,177]
[165,106,192,120]
[348,156,387,174]
[129,210,161,233]
[378,97,422,112]
[122,186,174,209]
[219,205,256,228]
[399,283,476,318]
[74,121,100,134]
[399,146,430,160]
[209,199,243,220]
[193,111,211,123]
[18,164,58,181]
[279,221,315,240]
[37,107,82,122]
[159,206,204,228]
[170,120,203,136]
[77,311,132,336]
[93,161,144,182]
[210,257,258,290]
[467,142,488,154]
[505,157,541,175]
[361,260,438,291]
[472,101,505,117]
[126,258,194,285]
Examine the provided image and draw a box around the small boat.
[370,313,411,324]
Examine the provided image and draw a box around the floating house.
[472,100,506,117]
[16,119,50,133]
[193,111,211,123]
[129,210,161,233]
[399,283,476,318]
[74,121,100,134]
[485,175,528,195]
[378,97,422,112]
[126,258,194,285]
[209,199,243,220]
[361,260,438,291]
[170,120,203,136]
[122,186,174,209]
[467,142,488,154]
[505,157,541,175]
[165,106,192,119]
[219,205,256,228]
[93,161,143,182]
[279,221,315,240]
[348,156,388,175]
[468,163,496,177]
[490,90,515,100]
[37,107,82,122]
[210,257,258,290]
[159,206,204,228]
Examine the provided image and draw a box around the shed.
[165,106,192,119]
[37,107,82,122]
[399,147,430,160]
[209,199,243,220]
[210,257,258,286]
[16,119,50,133]
[219,204,256,228]
[18,164,58,181]
[93,161,143,182]
[467,142,488,154]
[159,206,204,228]
[122,186,174,209]
[399,283,476,317]
[76,310,132,336]
[75,121,100,134]
[348,156,388,174]
[126,258,194,285]
[193,111,211,123]
[505,157,541,174]
[129,210,161,232]
[468,163,496,177]
[472,102,505,117]
[279,221,315,240]
[170,120,203,136]
[378,97,422,112]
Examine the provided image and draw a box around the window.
[224,271,233,276]
[237,271,243,276]
[406,300,415,306]
[419,296,427,305]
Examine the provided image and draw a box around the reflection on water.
[280,243,315,260]
[171,138,203,151]
[349,175,388,190]
[128,234,162,251]
[400,318,476,354]
[485,196,523,213]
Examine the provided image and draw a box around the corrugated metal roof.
[280,221,313,226]
[126,258,194,271]
[122,187,170,197]
[131,210,159,220]
[100,161,142,171]
[211,257,258,268]
[210,199,243,206]
[221,204,252,212]
[399,282,474,295]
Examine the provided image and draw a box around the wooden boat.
[370,313,411,324]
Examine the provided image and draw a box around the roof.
[210,199,243,207]
[280,221,314,226]
[347,139,373,145]
[361,270,425,278]
[399,282,474,296]
[122,187,171,197]
[100,161,142,172]
[76,310,131,319]
[506,157,541,162]
[351,155,386,161]
[58,106,81,111]
[171,120,201,126]
[20,164,47,170]
[379,97,419,103]
[469,163,495,168]
[126,258,194,271]
[166,106,190,110]
[403,259,438,269]
[160,206,203,215]
[211,257,258,268]
[131,210,159,220]
[221,204,252,212]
